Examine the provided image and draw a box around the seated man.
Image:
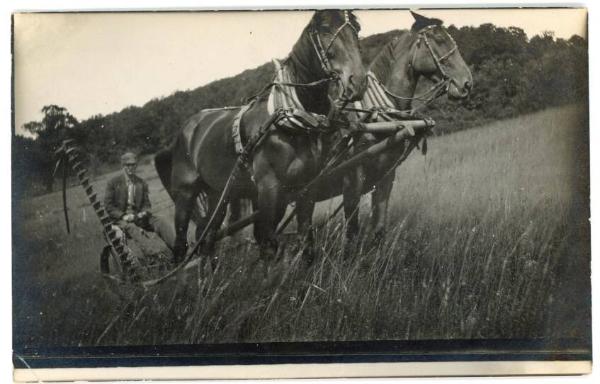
[104,152,175,252]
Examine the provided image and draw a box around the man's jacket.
[104,173,151,221]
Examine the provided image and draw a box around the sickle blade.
[52,156,63,178]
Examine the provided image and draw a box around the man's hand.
[137,211,149,219]
[122,213,135,222]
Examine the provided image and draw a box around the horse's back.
[181,108,238,158]
[172,108,241,191]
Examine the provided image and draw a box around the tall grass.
[13,106,590,347]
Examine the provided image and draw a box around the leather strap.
[232,104,252,154]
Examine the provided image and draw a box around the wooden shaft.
[354,119,432,134]
[355,124,400,134]
[299,120,432,196]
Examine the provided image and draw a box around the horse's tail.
[155,139,206,226]
[155,145,174,201]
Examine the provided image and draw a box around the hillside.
[13,23,588,196]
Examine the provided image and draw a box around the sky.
[13,8,587,136]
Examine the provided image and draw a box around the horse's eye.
[319,25,333,33]
[433,30,445,42]
[327,49,336,59]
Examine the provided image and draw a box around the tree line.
[13,22,588,197]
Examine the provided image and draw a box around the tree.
[23,105,79,193]
[12,134,46,197]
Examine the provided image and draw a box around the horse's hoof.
[259,268,274,290]
[263,273,282,290]
[171,256,183,266]
[172,244,187,265]
[372,230,386,247]
[200,242,216,256]
[342,245,353,260]
[343,236,358,259]
[301,247,315,270]
[210,256,219,272]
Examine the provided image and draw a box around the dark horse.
[297,12,473,246]
[155,10,367,265]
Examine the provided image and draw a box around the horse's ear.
[309,10,320,28]
[410,11,429,23]
[311,10,327,26]
[348,10,361,33]
[410,11,442,32]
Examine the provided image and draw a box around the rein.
[245,76,333,104]
[367,73,448,115]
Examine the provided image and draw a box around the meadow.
[13,105,590,348]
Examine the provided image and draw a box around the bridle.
[309,10,359,76]
[413,24,459,85]
[247,11,361,107]
[371,24,460,109]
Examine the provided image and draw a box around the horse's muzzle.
[341,74,368,102]
[448,80,471,100]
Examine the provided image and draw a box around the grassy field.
[13,105,590,348]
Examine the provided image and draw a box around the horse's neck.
[370,34,419,110]
[285,33,331,116]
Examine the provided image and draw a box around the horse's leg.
[246,195,262,273]
[173,187,199,264]
[253,173,287,277]
[371,173,394,244]
[228,198,241,224]
[296,198,316,267]
[342,165,366,251]
[197,191,229,270]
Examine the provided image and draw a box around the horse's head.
[408,11,472,99]
[307,10,367,104]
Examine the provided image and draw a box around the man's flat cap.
[121,152,138,165]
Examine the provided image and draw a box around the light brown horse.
[297,11,473,249]
[155,10,367,264]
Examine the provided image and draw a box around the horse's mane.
[369,32,412,82]
[265,10,362,111]
[283,9,361,83]
[370,13,445,81]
